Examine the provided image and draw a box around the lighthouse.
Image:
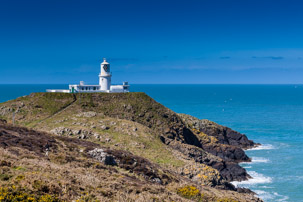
[99,58,112,91]
[46,58,129,93]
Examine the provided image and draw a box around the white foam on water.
[260,185,273,189]
[231,171,272,187]
[253,190,289,202]
[274,192,289,202]
[251,157,270,163]
[254,190,275,201]
[245,156,269,165]
[246,144,275,151]
[240,157,269,166]
[231,172,291,202]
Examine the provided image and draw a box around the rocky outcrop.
[50,127,101,140]
[169,141,249,182]
[76,111,97,118]
[179,114,256,149]
[81,93,254,182]
[88,148,117,166]
[179,163,225,187]
[202,143,250,162]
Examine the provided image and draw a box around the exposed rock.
[0,106,13,116]
[202,143,250,162]
[176,114,255,163]
[88,148,117,166]
[178,114,256,149]
[50,127,72,136]
[151,178,162,184]
[93,133,100,139]
[76,111,97,118]
[54,119,67,123]
[100,125,110,130]
[79,134,87,139]
[179,163,230,189]
[72,129,81,135]
[169,141,250,182]
[51,127,95,139]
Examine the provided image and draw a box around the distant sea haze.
[1,84,303,202]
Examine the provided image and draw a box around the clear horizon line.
[0,83,303,85]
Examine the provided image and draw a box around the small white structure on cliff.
[47,59,130,93]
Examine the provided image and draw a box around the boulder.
[88,148,117,166]
[100,125,110,130]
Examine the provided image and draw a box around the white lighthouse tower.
[99,58,112,91]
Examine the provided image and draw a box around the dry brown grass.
[0,124,260,202]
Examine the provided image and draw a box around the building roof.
[101,58,109,65]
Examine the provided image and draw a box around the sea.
[1,84,303,202]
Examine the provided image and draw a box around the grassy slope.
[0,93,76,127]
[0,93,187,169]
[0,93,261,202]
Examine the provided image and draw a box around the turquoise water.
[1,84,303,202]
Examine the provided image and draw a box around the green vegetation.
[0,93,257,202]
[177,185,202,200]
[177,185,239,202]
[0,186,60,202]
[2,92,184,168]
[0,93,75,127]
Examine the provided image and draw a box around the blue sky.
[1,0,303,84]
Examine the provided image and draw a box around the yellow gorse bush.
[0,186,60,202]
[177,185,200,199]
[177,186,239,202]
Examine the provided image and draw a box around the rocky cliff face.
[178,114,257,149]
[0,93,262,202]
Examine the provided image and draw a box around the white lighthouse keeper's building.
[46,58,129,93]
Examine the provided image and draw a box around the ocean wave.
[260,185,273,189]
[241,157,270,165]
[252,190,289,202]
[246,144,275,151]
[231,171,272,187]
[274,192,289,202]
[254,190,274,201]
[251,157,270,163]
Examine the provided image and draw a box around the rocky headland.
[0,92,262,201]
